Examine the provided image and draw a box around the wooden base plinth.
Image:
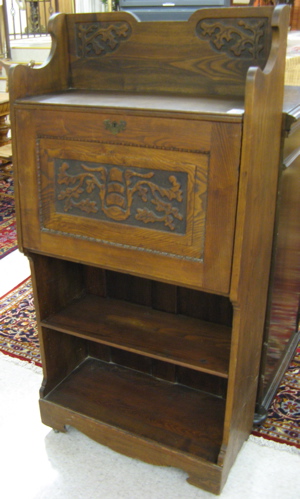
[39,357,226,495]
[40,400,224,495]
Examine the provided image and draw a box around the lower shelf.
[42,357,225,464]
[42,293,231,377]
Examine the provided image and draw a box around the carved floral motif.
[76,22,131,58]
[55,160,186,233]
[196,18,267,59]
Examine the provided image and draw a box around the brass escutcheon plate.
[104,119,127,135]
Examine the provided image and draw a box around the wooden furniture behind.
[291,0,300,29]
[10,6,292,494]
[255,86,300,422]
[0,92,10,146]
[0,91,12,178]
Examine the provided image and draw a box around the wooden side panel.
[9,14,70,103]
[220,5,290,474]
[9,13,70,252]
[28,253,87,397]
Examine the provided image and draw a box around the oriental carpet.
[0,169,17,259]
[252,345,300,450]
[0,277,41,366]
[0,277,299,449]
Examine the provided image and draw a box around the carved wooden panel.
[76,22,132,58]
[55,159,187,234]
[38,138,208,261]
[196,18,269,60]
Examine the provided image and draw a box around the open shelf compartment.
[43,356,226,464]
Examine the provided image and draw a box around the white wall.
[75,0,104,13]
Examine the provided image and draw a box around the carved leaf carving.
[76,22,131,58]
[55,160,187,233]
[196,18,267,59]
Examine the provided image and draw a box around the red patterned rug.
[0,277,41,366]
[0,278,299,449]
[252,346,300,450]
[0,171,18,259]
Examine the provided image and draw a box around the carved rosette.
[76,22,131,58]
[196,18,268,59]
[55,160,187,234]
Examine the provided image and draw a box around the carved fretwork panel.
[196,18,269,62]
[38,138,208,262]
[55,159,187,234]
[76,22,132,58]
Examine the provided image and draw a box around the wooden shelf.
[44,357,225,463]
[42,294,231,378]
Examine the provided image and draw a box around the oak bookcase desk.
[9,6,293,494]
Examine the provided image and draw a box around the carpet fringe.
[0,351,42,374]
[249,434,300,455]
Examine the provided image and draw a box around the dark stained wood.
[151,359,177,383]
[178,287,233,326]
[106,270,152,306]
[87,341,111,362]
[177,367,227,399]
[44,357,226,463]
[10,5,291,495]
[41,293,231,377]
[28,253,85,319]
[151,281,178,314]
[110,348,153,375]
[84,266,107,297]
[107,271,154,374]
[151,281,178,381]
[38,328,87,398]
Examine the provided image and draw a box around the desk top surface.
[15,90,246,121]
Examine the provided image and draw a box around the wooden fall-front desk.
[9,6,298,494]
